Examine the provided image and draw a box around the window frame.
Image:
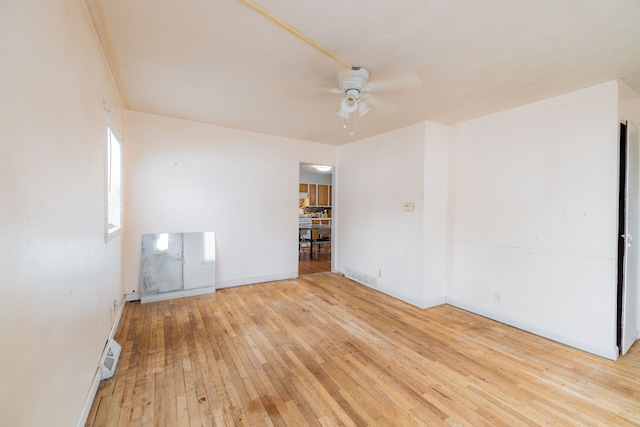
[105,124,123,241]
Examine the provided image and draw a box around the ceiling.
[85,0,640,146]
[300,163,332,175]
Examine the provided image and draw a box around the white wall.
[422,122,450,306]
[123,111,336,291]
[618,82,640,126]
[0,1,124,426]
[447,81,621,359]
[336,123,448,307]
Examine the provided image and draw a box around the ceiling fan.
[331,66,423,133]
[240,0,422,132]
[334,67,372,120]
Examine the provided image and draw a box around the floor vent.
[99,339,122,380]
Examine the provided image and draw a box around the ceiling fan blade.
[362,93,397,115]
[365,68,423,92]
[298,84,341,96]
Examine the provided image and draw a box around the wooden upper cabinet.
[309,184,317,206]
[317,184,329,206]
[300,182,332,206]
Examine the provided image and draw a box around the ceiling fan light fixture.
[358,100,370,117]
[340,95,358,113]
[334,72,370,134]
[336,107,349,119]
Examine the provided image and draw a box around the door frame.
[298,162,335,274]
[617,121,640,356]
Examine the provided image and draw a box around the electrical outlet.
[403,202,415,212]
[493,291,502,304]
[378,269,382,277]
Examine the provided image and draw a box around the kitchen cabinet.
[309,184,317,206]
[317,184,330,206]
[299,182,332,207]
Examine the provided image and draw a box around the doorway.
[617,121,640,356]
[298,162,333,275]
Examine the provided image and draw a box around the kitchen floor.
[298,250,331,275]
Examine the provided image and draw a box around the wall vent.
[99,339,122,380]
[345,267,378,288]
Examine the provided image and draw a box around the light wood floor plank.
[87,273,640,426]
[298,251,331,276]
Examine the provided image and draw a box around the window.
[106,125,122,239]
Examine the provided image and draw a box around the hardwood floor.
[298,248,330,275]
[87,274,640,426]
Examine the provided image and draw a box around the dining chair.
[299,229,311,258]
[315,229,331,258]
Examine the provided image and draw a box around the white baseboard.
[216,272,297,289]
[108,294,127,341]
[141,285,216,303]
[373,285,429,309]
[125,291,141,302]
[446,298,619,361]
[422,296,448,309]
[76,294,128,427]
[76,368,102,427]
[338,271,446,309]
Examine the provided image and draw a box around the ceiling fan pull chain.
[350,113,355,136]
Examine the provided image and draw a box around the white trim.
[446,298,619,361]
[76,368,102,427]
[373,285,428,309]
[141,286,216,303]
[338,272,441,309]
[421,296,448,309]
[108,295,126,341]
[105,226,122,243]
[125,291,141,302]
[216,272,297,289]
[76,294,127,427]
[104,124,123,243]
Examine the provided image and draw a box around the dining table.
[299,224,331,259]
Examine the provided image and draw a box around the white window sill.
[105,226,122,243]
